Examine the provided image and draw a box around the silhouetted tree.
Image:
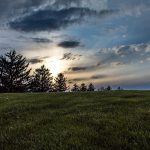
[80,83,87,92]
[0,50,31,92]
[54,73,67,92]
[117,86,121,90]
[117,86,123,90]
[0,60,5,92]
[30,65,53,92]
[88,83,95,91]
[106,85,112,91]
[72,83,80,92]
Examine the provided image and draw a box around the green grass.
[1,91,150,150]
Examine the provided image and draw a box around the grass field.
[0,91,150,150]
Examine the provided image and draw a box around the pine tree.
[54,73,67,92]
[80,83,87,92]
[117,86,123,90]
[72,83,79,92]
[0,50,31,92]
[117,86,121,90]
[30,65,53,92]
[88,83,95,91]
[106,85,112,91]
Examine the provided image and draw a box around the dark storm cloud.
[60,52,82,60]
[9,7,117,32]
[58,41,80,48]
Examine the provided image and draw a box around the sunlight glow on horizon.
[45,58,63,77]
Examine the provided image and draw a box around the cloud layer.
[60,52,82,60]
[58,41,80,48]
[0,0,150,89]
[9,7,116,32]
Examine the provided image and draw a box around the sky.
[0,0,150,89]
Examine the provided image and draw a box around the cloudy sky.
[0,0,150,89]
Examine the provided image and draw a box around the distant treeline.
[0,50,123,93]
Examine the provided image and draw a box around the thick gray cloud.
[27,56,50,64]
[9,7,116,32]
[68,67,87,72]
[18,36,52,44]
[0,0,108,20]
[28,58,44,64]
[0,0,48,21]
[116,44,150,62]
[60,52,82,60]
[97,43,150,64]
[58,41,80,48]
[68,62,101,72]
[31,38,52,43]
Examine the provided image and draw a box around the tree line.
[0,51,66,92]
[0,50,95,93]
[0,50,121,93]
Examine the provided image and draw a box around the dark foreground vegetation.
[1,91,150,150]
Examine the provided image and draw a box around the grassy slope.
[0,91,150,150]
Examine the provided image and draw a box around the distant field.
[0,91,150,150]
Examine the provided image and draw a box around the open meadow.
[0,91,150,150]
